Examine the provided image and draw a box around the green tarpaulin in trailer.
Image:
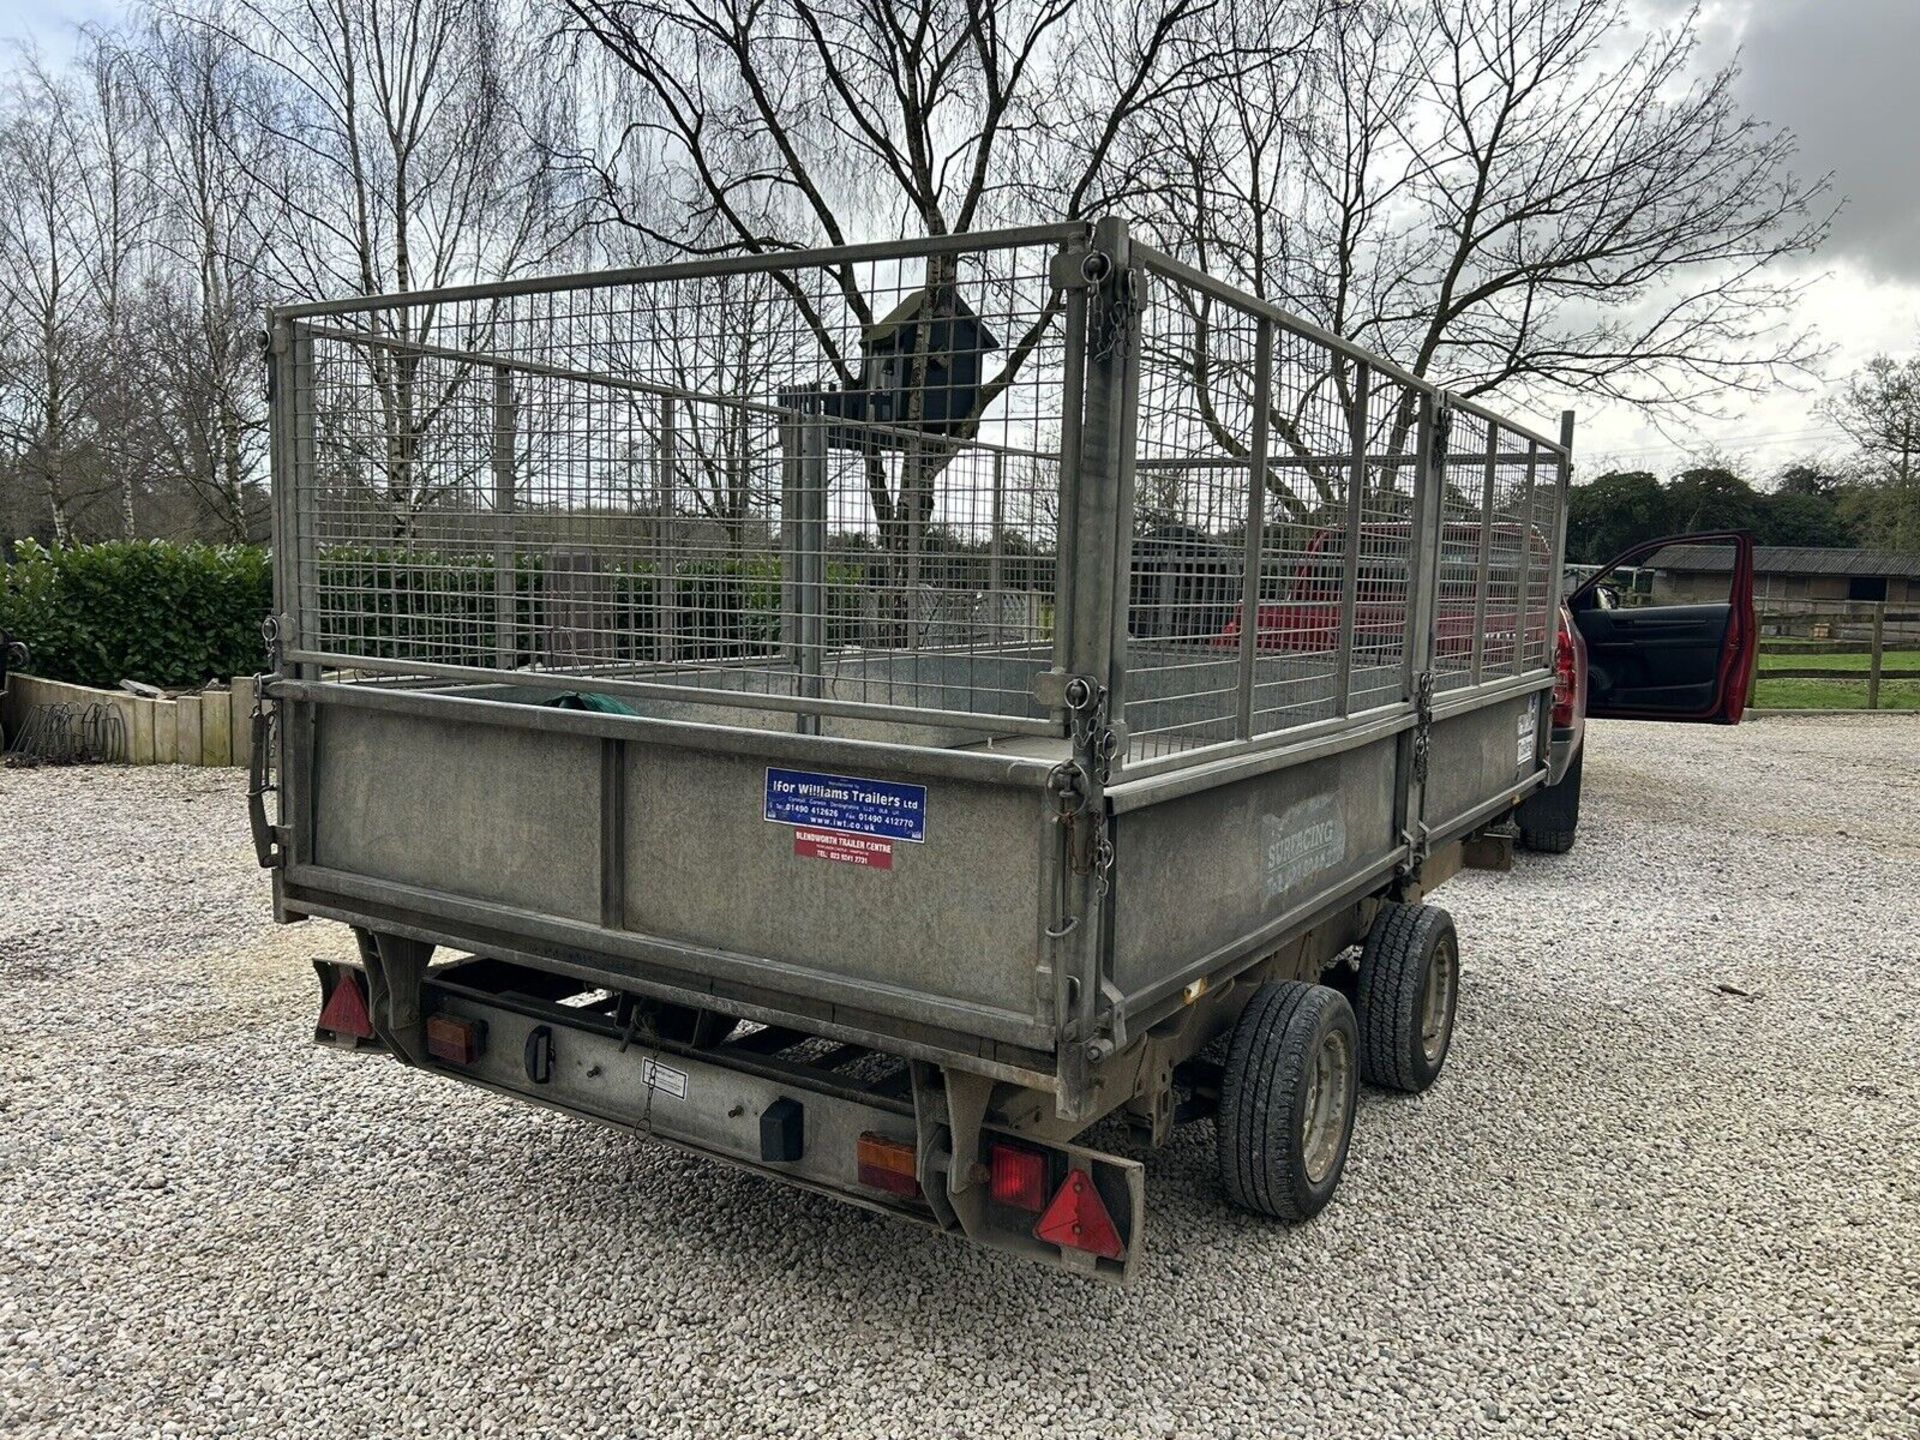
[540,692,640,716]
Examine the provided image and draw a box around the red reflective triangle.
[318,969,374,1040]
[1032,1168,1125,1261]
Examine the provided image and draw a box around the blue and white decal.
[764,767,927,843]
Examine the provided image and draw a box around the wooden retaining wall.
[1,674,255,768]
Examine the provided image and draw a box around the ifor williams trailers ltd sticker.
[765,767,927,870]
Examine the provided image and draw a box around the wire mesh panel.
[272,222,1570,767]
[1124,259,1424,760]
[281,228,1080,734]
[1121,249,1569,767]
[1124,279,1266,759]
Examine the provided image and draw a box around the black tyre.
[1517,744,1582,853]
[1354,902,1459,1093]
[1217,981,1359,1221]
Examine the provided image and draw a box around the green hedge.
[0,540,877,689]
[0,541,273,690]
[311,549,873,664]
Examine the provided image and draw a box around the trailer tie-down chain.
[1050,676,1117,902]
[1411,668,1436,787]
[1090,264,1140,364]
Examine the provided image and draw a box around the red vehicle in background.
[1205,522,1757,853]
[1213,521,1554,665]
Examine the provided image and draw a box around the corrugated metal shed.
[1654,545,1920,578]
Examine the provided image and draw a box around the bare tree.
[556,0,1221,557]
[0,54,113,546]
[646,268,786,550]
[1138,0,1832,495]
[1827,346,1920,553]
[175,0,578,534]
[131,7,278,541]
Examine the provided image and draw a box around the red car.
[1213,521,1555,664]
[1517,528,1756,850]
[1208,523,1758,852]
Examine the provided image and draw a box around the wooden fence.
[1,674,255,766]
[1755,601,1915,711]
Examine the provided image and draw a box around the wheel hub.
[1420,935,1458,1065]
[1300,1027,1354,1185]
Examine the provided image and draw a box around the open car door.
[1567,531,1756,723]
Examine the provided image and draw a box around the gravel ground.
[2,716,1916,1439]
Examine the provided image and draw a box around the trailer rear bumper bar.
[316,954,1145,1280]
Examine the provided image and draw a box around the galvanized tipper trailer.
[253,219,1574,1279]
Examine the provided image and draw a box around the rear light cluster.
[987,1143,1049,1212]
[1552,614,1579,728]
[857,1133,1125,1263]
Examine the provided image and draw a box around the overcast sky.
[8,0,1917,484]
[1594,0,1920,478]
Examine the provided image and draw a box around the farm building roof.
[1655,545,1920,579]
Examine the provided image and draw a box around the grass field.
[1754,649,1920,710]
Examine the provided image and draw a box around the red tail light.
[1552,615,1578,728]
[856,1133,921,1198]
[1033,1168,1125,1261]
[987,1143,1049,1213]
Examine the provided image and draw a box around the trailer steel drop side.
[255,218,1583,1280]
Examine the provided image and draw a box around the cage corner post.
[1051,214,1142,1122]
[492,365,518,673]
[1394,387,1446,889]
[1234,318,1275,739]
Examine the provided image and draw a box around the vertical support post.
[906,441,925,652]
[1235,319,1273,738]
[1556,412,1577,561]
[989,450,1006,642]
[780,414,799,672]
[1391,389,1447,884]
[1513,440,1538,674]
[1402,392,1445,698]
[1868,600,1886,710]
[1061,217,1139,718]
[492,366,517,671]
[288,326,318,668]
[1334,364,1370,716]
[657,396,679,663]
[797,419,828,734]
[1553,410,1576,660]
[266,314,294,653]
[1470,420,1498,684]
[268,317,319,873]
[1051,217,1140,1124]
[1053,280,1090,674]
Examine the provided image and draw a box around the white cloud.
[1557,0,1920,482]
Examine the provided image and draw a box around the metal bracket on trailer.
[247,617,288,870]
[1411,667,1436,788]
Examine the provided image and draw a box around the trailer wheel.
[1517,745,1582,853]
[1217,982,1358,1221]
[1354,902,1459,1093]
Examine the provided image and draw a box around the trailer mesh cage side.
[269,220,1569,773]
